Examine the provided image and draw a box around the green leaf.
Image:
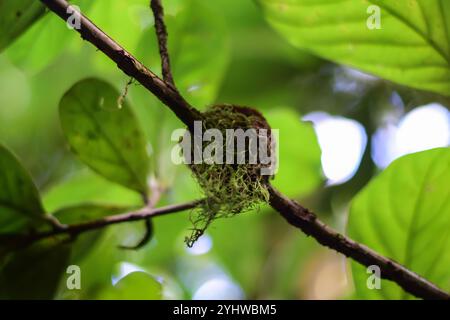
[0,240,71,299]
[266,108,323,197]
[0,144,46,233]
[0,0,45,52]
[97,271,162,300]
[258,0,450,96]
[59,78,150,195]
[348,148,450,299]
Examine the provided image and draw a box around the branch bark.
[2,200,202,249]
[150,0,176,87]
[38,0,450,300]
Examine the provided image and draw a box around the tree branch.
[268,185,449,300]
[2,200,202,249]
[39,0,450,300]
[150,0,175,87]
[39,0,201,131]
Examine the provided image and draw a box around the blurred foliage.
[0,239,71,299]
[96,271,162,300]
[0,145,48,233]
[0,0,45,52]
[0,0,449,300]
[266,108,322,198]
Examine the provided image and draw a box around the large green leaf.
[266,108,323,197]
[0,144,46,233]
[258,0,450,96]
[0,0,45,52]
[59,78,150,195]
[348,148,450,299]
[0,240,71,299]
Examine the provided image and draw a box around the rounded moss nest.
[183,104,275,246]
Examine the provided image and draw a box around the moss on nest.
[184,104,274,247]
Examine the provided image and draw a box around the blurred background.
[0,0,449,299]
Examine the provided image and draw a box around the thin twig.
[119,176,165,250]
[2,200,202,250]
[117,77,134,109]
[39,0,450,300]
[150,0,176,87]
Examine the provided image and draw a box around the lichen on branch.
[184,105,274,246]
